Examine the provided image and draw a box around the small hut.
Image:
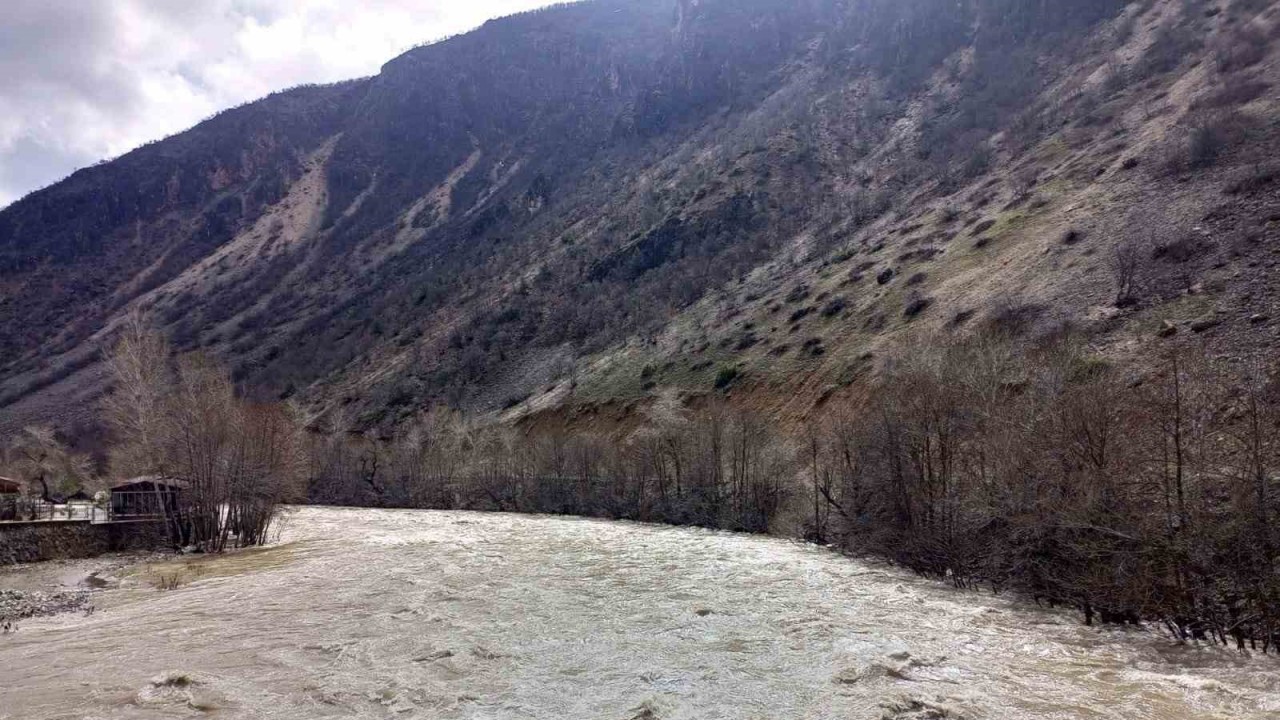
[0,477,21,521]
[110,478,183,520]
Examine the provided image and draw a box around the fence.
[0,497,110,524]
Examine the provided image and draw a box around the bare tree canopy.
[102,314,306,552]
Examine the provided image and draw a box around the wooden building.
[110,478,183,520]
[0,477,21,521]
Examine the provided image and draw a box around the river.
[1,507,1277,719]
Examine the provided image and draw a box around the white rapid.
[2,507,1277,719]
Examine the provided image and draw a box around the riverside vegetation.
[306,328,1280,654]
[1,0,1279,662]
[6,316,1279,652]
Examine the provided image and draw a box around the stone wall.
[0,520,169,566]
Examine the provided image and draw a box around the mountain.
[2,0,1278,437]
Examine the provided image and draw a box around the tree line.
[4,316,1278,652]
[309,332,1280,654]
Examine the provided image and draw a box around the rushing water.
[2,507,1278,719]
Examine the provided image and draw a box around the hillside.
[2,0,1279,437]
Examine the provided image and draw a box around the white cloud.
[0,0,560,207]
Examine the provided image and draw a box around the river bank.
[1,506,1277,719]
[0,550,171,624]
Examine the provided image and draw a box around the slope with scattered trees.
[7,0,1278,434]
[1,0,1279,646]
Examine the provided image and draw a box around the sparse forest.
[0,0,1278,660]
[307,329,1280,653]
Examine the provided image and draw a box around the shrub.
[903,295,932,319]
[1214,26,1269,73]
[1192,80,1270,110]
[985,300,1046,337]
[1164,110,1253,174]
[1187,124,1227,169]
[1152,236,1210,264]
[714,367,741,390]
[1224,164,1280,195]
[789,306,814,323]
[821,297,848,318]
[1138,24,1202,77]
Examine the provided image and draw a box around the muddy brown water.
[1,507,1277,719]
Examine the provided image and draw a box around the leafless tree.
[103,317,304,552]
[1110,239,1142,306]
[4,426,93,504]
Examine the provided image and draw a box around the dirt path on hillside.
[1,507,1277,719]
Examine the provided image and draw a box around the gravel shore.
[0,588,90,622]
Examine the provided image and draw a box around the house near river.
[0,476,185,525]
[0,477,22,521]
[0,476,181,566]
[0,477,20,496]
[108,478,184,521]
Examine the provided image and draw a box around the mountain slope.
[2,0,1279,435]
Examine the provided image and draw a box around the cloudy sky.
[0,0,559,208]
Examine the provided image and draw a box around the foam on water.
[1,506,1276,719]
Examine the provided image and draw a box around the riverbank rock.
[0,588,90,621]
[136,672,229,712]
[878,693,976,719]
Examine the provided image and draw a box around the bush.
[714,366,741,390]
[1187,124,1227,169]
[1152,235,1210,264]
[821,297,848,318]
[985,300,1045,336]
[903,295,932,319]
[1192,80,1270,110]
[789,306,814,323]
[1138,24,1202,77]
[1214,26,1269,73]
[1224,164,1280,195]
[1164,110,1253,174]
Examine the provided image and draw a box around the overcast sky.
[0,0,559,208]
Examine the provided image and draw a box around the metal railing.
[108,490,180,522]
[0,498,110,524]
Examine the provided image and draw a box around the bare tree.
[4,427,93,504]
[101,311,173,477]
[103,318,304,552]
[1110,240,1142,306]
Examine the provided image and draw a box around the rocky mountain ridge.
[1,0,1278,437]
